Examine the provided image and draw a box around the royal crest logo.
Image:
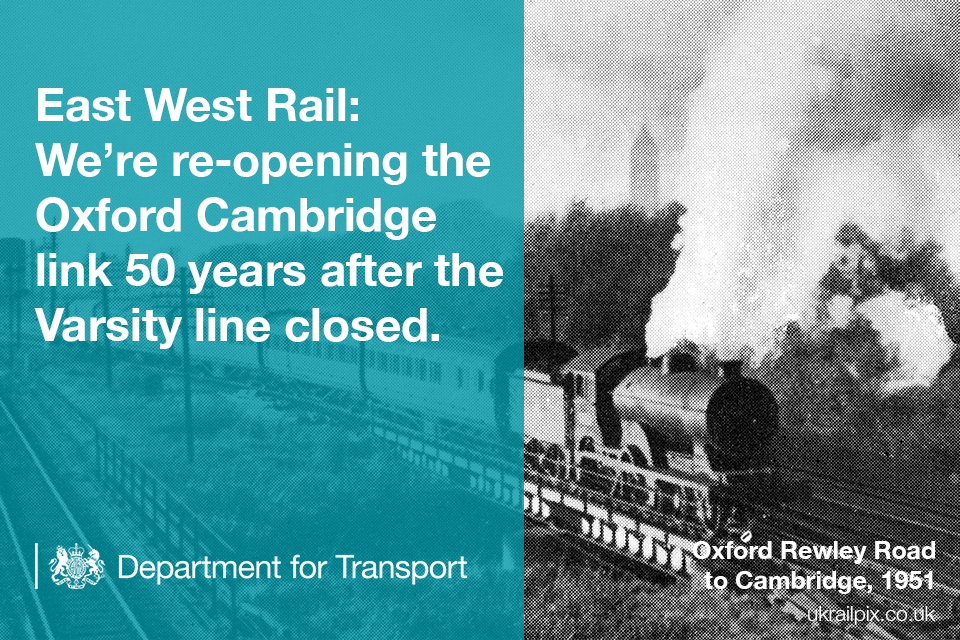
[50,543,104,589]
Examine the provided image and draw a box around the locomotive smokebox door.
[705,370,778,472]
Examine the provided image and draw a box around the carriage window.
[575,374,585,397]
[477,371,485,391]
[418,359,427,380]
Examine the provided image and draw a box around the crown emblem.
[68,543,85,558]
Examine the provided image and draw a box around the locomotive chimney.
[719,360,743,379]
[663,351,697,374]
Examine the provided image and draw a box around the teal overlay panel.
[0,1,522,638]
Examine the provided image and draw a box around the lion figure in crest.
[49,545,69,582]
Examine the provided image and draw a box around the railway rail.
[17,339,960,547]
[776,467,960,598]
[0,392,163,639]
[785,465,960,520]
[25,370,300,640]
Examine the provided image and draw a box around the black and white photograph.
[524,1,960,638]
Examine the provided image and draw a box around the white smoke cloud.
[856,290,953,386]
[646,0,960,377]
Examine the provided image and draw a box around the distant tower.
[630,127,659,215]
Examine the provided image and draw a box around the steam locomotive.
[523,339,779,532]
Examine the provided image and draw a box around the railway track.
[41,348,960,555]
[787,465,960,538]
[0,392,164,639]
[40,344,951,541]
[789,465,960,515]
[524,454,960,630]
[744,477,960,612]
[524,481,960,639]
[0,367,239,640]
[777,470,960,591]
[122,353,960,556]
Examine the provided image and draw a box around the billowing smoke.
[646,0,960,384]
[818,225,955,385]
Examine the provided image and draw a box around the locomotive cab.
[558,347,648,447]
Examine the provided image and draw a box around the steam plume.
[646,0,960,382]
